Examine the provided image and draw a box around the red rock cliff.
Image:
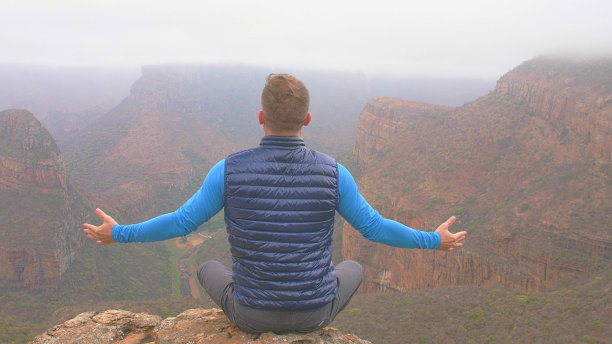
[495,57,612,160]
[0,109,86,288]
[343,57,612,294]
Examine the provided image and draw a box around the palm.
[435,216,467,251]
[83,208,117,245]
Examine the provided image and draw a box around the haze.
[1,0,611,78]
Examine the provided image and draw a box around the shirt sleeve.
[112,159,225,243]
[336,163,440,249]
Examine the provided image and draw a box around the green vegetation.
[465,309,487,329]
[0,190,65,246]
[180,147,209,179]
[333,270,612,344]
[468,218,481,231]
[0,239,173,343]
[165,240,185,297]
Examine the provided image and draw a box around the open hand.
[435,216,466,251]
[83,208,117,245]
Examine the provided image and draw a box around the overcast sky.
[1,0,611,79]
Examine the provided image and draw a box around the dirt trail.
[175,233,213,298]
[178,245,200,297]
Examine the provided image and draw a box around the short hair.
[261,74,310,133]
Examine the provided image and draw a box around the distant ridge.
[0,65,139,140]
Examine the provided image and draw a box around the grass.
[332,269,612,344]
[165,240,184,297]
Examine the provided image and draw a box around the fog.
[1,0,611,78]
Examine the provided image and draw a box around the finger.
[83,223,97,231]
[454,231,467,241]
[446,216,456,227]
[95,208,107,221]
[83,228,100,239]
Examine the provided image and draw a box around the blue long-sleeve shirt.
[112,160,441,249]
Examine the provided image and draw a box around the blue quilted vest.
[224,136,339,311]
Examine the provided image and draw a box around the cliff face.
[32,308,371,344]
[0,109,66,191]
[343,57,612,293]
[352,97,454,167]
[495,58,612,160]
[0,109,87,288]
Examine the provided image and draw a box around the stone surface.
[31,308,371,344]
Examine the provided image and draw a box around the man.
[83,73,466,333]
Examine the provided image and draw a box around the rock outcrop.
[31,308,371,344]
[352,97,454,167]
[343,56,612,294]
[0,109,88,288]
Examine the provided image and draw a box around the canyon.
[2,58,610,343]
[343,56,612,293]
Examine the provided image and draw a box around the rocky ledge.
[31,308,371,344]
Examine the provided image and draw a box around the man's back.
[225,136,338,310]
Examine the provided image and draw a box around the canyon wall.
[343,57,612,293]
[0,109,87,288]
[495,58,612,161]
[352,97,454,167]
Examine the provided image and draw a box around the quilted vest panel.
[224,136,339,310]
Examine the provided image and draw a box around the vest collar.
[260,136,306,148]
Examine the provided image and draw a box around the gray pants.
[197,260,363,333]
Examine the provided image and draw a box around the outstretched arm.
[337,163,466,250]
[83,159,225,244]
